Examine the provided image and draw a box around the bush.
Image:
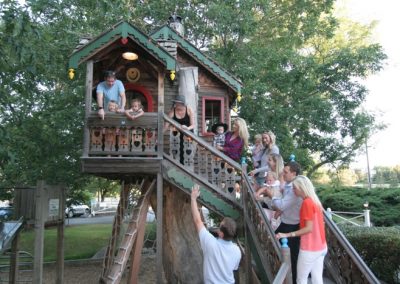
[339,225,400,283]
[317,186,400,226]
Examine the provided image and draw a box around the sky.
[339,0,400,170]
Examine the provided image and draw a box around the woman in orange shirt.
[276,175,327,284]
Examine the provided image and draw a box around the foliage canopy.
[0,0,386,193]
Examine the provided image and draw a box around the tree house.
[68,19,380,284]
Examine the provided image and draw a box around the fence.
[326,208,371,227]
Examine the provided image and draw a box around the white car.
[65,201,91,218]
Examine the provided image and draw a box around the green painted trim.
[166,167,240,219]
[151,26,242,93]
[69,22,176,70]
[248,232,270,283]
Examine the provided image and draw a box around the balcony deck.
[82,112,161,177]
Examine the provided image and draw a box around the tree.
[0,0,386,186]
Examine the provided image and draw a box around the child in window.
[125,98,144,120]
[211,122,228,148]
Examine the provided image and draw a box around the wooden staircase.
[100,179,155,284]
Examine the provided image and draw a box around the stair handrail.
[162,114,242,172]
[162,156,242,209]
[241,173,289,282]
[323,211,380,283]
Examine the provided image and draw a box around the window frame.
[201,96,225,136]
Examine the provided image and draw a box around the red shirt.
[299,198,327,251]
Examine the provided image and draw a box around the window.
[202,96,225,135]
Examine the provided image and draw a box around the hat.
[212,122,228,134]
[172,95,186,105]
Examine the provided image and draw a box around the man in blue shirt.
[191,184,241,284]
[96,70,126,119]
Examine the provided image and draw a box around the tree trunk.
[152,183,203,283]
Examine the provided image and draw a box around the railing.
[326,208,371,227]
[163,114,242,198]
[86,112,158,157]
[241,174,289,283]
[324,212,380,284]
[163,114,290,282]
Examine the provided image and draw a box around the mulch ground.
[5,254,159,284]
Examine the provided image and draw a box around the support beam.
[156,172,163,283]
[33,180,46,284]
[83,60,93,157]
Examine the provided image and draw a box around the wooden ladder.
[100,178,155,284]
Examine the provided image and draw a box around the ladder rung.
[114,260,123,265]
[107,274,118,280]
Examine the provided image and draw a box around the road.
[64,209,155,225]
[64,214,114,225]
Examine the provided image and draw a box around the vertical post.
[326,208,332,220]
[33,180,46,284]
[56,186,65,284]
[242,181,252,283]
[156,172,164,283]
[280,238,293,284]
[158,70,164,158]
[364,209,371,227]
[83,60,94,157]
[9,232,20,284]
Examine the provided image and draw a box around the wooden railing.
[324,212,380,284]
[163,114,242,198]
[241,174,290,283]
[85,112,158,157]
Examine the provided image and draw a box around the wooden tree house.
[68,19,380,284]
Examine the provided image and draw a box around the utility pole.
[366,141,372,190]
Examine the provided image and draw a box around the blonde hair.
[293,176,323,209]
[269,153,284,177]
[266,171,278,181]
[263,130,276,150]
[235,117,249,148]
[254,134,262,142]
[131,98,142,108]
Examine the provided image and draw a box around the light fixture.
[170,70,176,81]
[68,68,75,80]
[122,52,138,61]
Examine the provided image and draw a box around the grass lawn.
[16,222,157,262]
[19,224,112,262]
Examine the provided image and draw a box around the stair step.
[107,274,117,281]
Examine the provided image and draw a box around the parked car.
[0,207,14,220]
[65,201,91,218]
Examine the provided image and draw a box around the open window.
[124,83,153,112]
[202,96,225,135]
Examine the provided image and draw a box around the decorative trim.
[69,21,176,71]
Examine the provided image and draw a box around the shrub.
[339,225,400,283]
[318,186,400,226]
